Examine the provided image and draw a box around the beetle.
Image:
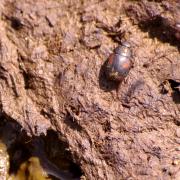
[106,41,132,82]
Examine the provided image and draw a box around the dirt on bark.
[0,0,179,179]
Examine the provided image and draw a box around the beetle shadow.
[98,59,120,92]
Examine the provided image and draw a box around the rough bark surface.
[0,0,179,179]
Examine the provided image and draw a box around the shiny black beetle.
[106,41,132,81]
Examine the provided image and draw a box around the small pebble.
[176,128,180,138]
[175,146,180,151]
[172,159,180,166]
